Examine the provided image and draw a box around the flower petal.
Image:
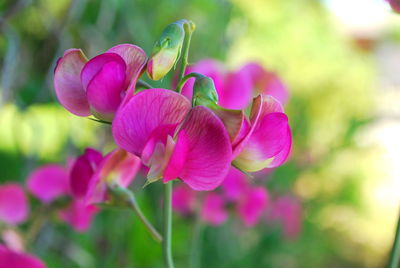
[221,168,249,201]
[0,246,46,268]
[86,148,141,204]
[172,184,196,215]
[54,49,90,116]
[0,184,28,225]
[107,44,148,91]
[70,148,103,199]
[27,164,70,204]
[168,106,232,191]
[112,88,191,156]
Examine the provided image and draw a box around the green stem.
[25,206,49,247]
[389,210,400,268]
[177,22,194,87]
[176,72,203,94]
[110,186,163,243]
[163,181,174,268]
[88,117,112,125]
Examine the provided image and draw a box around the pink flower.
[232,95,292,172]
[237,187,268,227]
[387,0,400,13]
[269,196,302,239]
[172,184,196,215]
[59,200,98,232]
[86,148,141,204]
[70,148,103,199]
[181,59,288,109]
[54,44,147,120]
[0,245,46,268]
[0,184,28,225]
[27,164,70,204]
[200,192,227,225]
[112,88,232,191]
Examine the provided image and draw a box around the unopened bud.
[192,75,219,107]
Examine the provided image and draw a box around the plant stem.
[163,181,174,268]
[126,190,163,243]
[136,79,154,89]
[177,22,194,86]
[176,72,202,93]
[25,206,49,247]
[109,186,162,243]
[389,210,400,268]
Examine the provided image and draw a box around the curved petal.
[27,164,70,204]
[165,106,232,191]
[233,113,291,172]
[237,187,268,227]
[200,192,227,225]
[86,148,141,204]
[107,44,148,91]
[86,60,127,119]
[54,49,90,116]
[0,246,46,268]
[0,184,28,225]
[70,148,103,199]
[112,88,191,156]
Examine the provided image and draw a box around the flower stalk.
[389,210,400,268]
[163,181,174,268]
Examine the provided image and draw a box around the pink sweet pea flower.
[54,44,147,120]
[237,187,268,227]
[86,148,141,204]
[70,148,104,199]
[387,0,400,13]
[0,184,28,225]
[112,88,232,191]
[270,196,302,239]
[200,192,228,225]
[27,165,70,204]
[232,95,292,172]
[172,184,196,215]
[0,245,46,268]
[59,200,98,232]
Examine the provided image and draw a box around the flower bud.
[192,75,219,107]
[147,20,194,80]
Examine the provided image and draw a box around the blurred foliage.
[0,0,394,267]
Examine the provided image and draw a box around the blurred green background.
[0,0,399,267]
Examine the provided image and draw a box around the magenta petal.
[270,196,302,239]
[107,44,148,91]
[237,187,268,227]
[171,106,232,191]
[86,148,141,204]
[221,168,249,201]
[54,49,90,116]
[201,192,227,225]
[70,148,103,199]
[0,245,46,268]
[163,131,189,182]
[112,88,191,156]
[27,165,70,204]
[172,184,196,215]
[59,200,98,232]
[0,184,28,225]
